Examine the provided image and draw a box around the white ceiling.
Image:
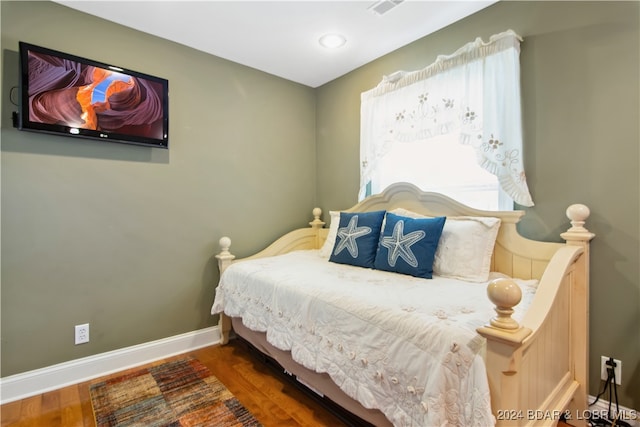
[54,0,497,88]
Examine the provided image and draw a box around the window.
[372,132,509,210]
[360,30,534,209]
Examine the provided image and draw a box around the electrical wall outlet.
[75,323,90,345]
[600,356,621,385]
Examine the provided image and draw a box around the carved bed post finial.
[215,236,236,274]
[561,203,595,247]
[561,203,595,270]
[219,236,232,254]
[309,208,326,249]
[309,207,325,229]
[478,276,531,346]
[486,278,522,330]
[566,204,590,233]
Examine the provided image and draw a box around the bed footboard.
[477,204,594,427]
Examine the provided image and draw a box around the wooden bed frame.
[214,182,594,427]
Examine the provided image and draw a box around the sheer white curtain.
[360,30,534,207]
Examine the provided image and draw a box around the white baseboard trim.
[0,326,221,405]
[588,394,639,427]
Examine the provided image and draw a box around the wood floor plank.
[78,383,95,427]
[58,385,84,427]
[0,400,22,427]
[18,395,42,427]
[40,391,61,427]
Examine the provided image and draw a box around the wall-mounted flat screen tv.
[18,42,169,149]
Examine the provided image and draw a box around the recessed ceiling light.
[319,33,347,49]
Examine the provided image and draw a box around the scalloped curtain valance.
[359,30,534,207]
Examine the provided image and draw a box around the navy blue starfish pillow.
[374,212,446,278]
[329,210,386,268]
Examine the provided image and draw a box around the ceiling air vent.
[368,0,404,16]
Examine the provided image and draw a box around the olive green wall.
[1,1,316,375]
[316,1,639,409]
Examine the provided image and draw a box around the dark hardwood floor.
[1,339,574,426]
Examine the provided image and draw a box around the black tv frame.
[17,42,169,149]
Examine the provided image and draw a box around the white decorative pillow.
[390,208,501,282]
[318,210,340,258]
[434,216,500,282]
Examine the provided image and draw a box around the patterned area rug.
[89,357,262,427]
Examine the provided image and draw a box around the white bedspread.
[211,250,538,427]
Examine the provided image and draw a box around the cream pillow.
[390,208,500,282]
[318,210,340,258]
[434,216,500,282]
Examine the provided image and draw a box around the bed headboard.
[320,182,563,280]
[221,182,578,281]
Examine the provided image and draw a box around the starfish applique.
[380,220,425,267]
[333,215,372,258]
